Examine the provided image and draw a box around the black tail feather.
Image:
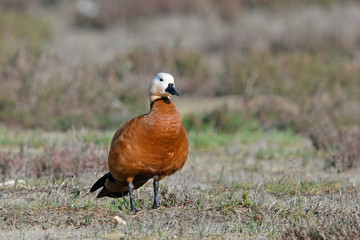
[96,187,110,198]
[97,188,129,198]
[91,172,129,198]
[90,172,110,192]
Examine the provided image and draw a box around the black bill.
[165,83,180,96]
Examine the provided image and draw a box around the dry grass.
[310,125,360,171]
[0,134,107,180]
[0,8,52,62]
[2,46,360,132]
[0,126,358,238]
[1,169,359,239]
[75,0,206,28]
[2,2,360,132]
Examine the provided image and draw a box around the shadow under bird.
[90,72,189,212]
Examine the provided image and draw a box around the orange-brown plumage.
[108,98,188,189]
[90,72,188,211]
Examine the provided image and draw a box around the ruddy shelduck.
[90,72,189,212]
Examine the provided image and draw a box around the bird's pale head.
[150,72,179,102]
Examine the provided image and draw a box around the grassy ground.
[1,125,359,239]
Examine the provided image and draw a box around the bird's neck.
[146,98,182,130]
[150,95,170,103]
[150,97,172,110]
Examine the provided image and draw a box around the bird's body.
[91,72,188,211]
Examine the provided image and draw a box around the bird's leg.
[152,179,160,209]
[128,181,138,212]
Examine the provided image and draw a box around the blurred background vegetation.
[1,0,360,171]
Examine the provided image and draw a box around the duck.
[90,72,189,212]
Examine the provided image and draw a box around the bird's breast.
[109,99,188,180]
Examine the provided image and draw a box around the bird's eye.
[159,78,163,82]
